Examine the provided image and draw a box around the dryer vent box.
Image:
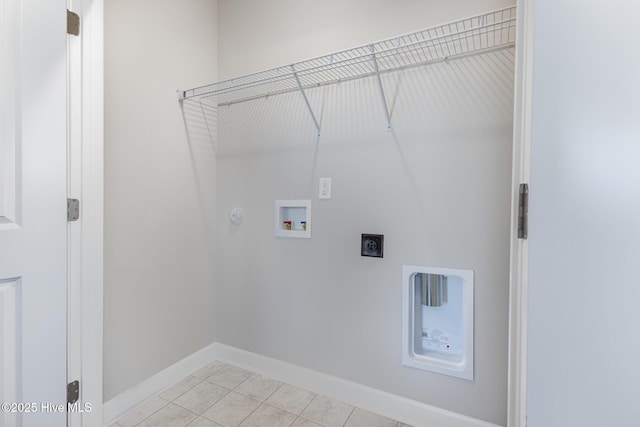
[361,234,384,258]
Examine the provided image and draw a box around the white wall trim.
[67,0,84,423]
[79,0,104,425]
[507,1,533,426]
[103,344,219,425]
[105,343,502,427]
[66,0,104,425]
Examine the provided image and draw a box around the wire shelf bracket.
[178,6,517,138]
[291,64,321,139]
[369,44,392,131]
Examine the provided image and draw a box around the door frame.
[67,0,104,425]
[68,0,532,425]
[507,0,533,426]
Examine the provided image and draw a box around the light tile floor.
[109,361,414,427]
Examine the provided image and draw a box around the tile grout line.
[171,367,233,420]
[239,377,293,427]
[174,405,204,427]
[230,392,262,427]
[236,404,260,427]
[238,378,313,427]
[203,370,284,427]
[340,406,357,427]
[261,375,285,402]
[163,376,205,402]
[148,361,228,424]
[299,390,319,414]
[186,361,253,422]
[130,396,170,427]
[171,393,214,416]
[116,360,225,427]
[294,390,322,426]
[148,400,211,427]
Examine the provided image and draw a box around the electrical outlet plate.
[319,177,331,199]
[361,234,384,258]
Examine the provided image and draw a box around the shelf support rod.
[291,65,321,139]
[370,45,392,131]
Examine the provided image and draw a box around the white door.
[1,0,68,426]
[526,1,640,426]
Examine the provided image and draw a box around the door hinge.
[517,183,529,239]
[67,9,80,36]
[67,380,79,405]
[67,198,80,222]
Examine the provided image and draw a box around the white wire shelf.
[178,6,516,136]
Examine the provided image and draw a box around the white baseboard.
[103,342,503,427]
[210,343,502,427]
[103,344,218,425]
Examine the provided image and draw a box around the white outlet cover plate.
[319,177,331,199]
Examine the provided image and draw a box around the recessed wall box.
[275,200,311,238]
[361,234,384,257]
[402,265,474,380]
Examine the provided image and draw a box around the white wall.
[216,1,515,423]
[527,1,640,426]
[104,0,218,400]
[219,0,515,79]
